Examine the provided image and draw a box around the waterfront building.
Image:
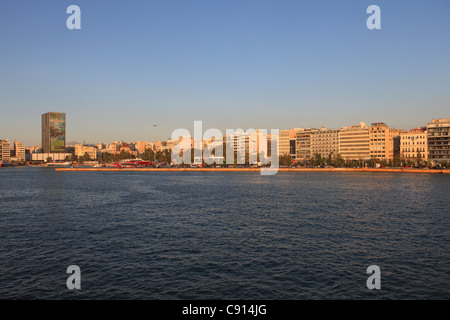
[311,127,340,158]
[26,146,43,160]
[369,122,403,160]
[400,128,428,161]
[155,140,168,151]
[102,142,137,156]
[200,136,223,163]
[133,141,153,155]
[120,143,131,153]
[14,140,26,162]
[295,128,318,162]
[31,153,71,162]
[289,137,296,160]
[119,143,138,156]
[193,137,203,152]
[248,131,258,159]
[96,143,108,152]
[166,136,192,155]
[233,132,250,160]
[279,130,296,157]
[42,112,66,153]
[107,142,120,153]
[219,131,263,164]
[226,132,244,155]
[427,118,450,162]
[0,140,11,163]
[28,146,43,154]
[267,133,273,159]
[75,144,98,160]
[166,139,179,151]
[256,129,270,160]
[236,130,266,159]
[339,122,370,161]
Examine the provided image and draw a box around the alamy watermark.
[66,5,381,30]
[66,265,81,290]
[170,121,279,175]
[366,265,381,290]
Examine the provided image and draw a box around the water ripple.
[0,168,449,299]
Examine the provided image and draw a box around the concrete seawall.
[54,167,450,174]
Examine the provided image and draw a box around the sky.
[0,0,449,146]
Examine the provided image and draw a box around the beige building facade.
[369,122,402,160]
[311,127,340,158]
[14,140,26,161]
[134,141,153,155]
[295,128,318,161]
[279,129,296,157]
[400,128,428,160]
[0,140,11,163]
[31,153,71,162]
[75,145,98,160]
[339,122,370,160]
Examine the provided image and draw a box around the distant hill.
[67,141,81,146]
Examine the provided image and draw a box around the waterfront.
[0,167,449,299]
[54,167,450,174]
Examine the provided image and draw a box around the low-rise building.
[133,141,153,155]
[400,128,428,160]
[31,153,71,162]
[155,140,168,151]
[75,144,98,160]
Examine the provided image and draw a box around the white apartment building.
[400,128,428,160]
[75,144,98,160]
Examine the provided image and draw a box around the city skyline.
[1,114,448,147]
[1,1,449,145]
[0,1,449,304]
[1,113,449,165]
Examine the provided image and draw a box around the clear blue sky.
[0,0,449,146]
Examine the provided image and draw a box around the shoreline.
[54,167,450,174]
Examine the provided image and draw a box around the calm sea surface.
[0,167,449,299]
